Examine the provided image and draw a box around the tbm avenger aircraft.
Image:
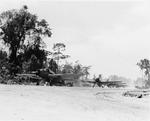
[15,68,81,86]
[83,74,127,88]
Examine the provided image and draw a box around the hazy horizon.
[0,0,150,79]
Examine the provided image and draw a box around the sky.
[0,0,150,79]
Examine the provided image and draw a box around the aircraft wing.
[81,80,95,83]
[16,73,42,80]
[100,81,127,87]
[101,81,122,84]
[82,80,127,87]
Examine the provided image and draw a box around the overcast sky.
[0,0,150,79]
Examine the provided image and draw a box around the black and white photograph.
[0,0,150,121]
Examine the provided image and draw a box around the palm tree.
[137,59,150,80]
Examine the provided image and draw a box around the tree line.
[0,5,90,84]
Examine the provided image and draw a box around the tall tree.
[137,59,150,88]
[52,43,70,66]
[82,66,91,79]
[137,59,150,79]
[0,5,51,72]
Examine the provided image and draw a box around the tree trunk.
[9,47,19,75]
[9,46,18,64]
